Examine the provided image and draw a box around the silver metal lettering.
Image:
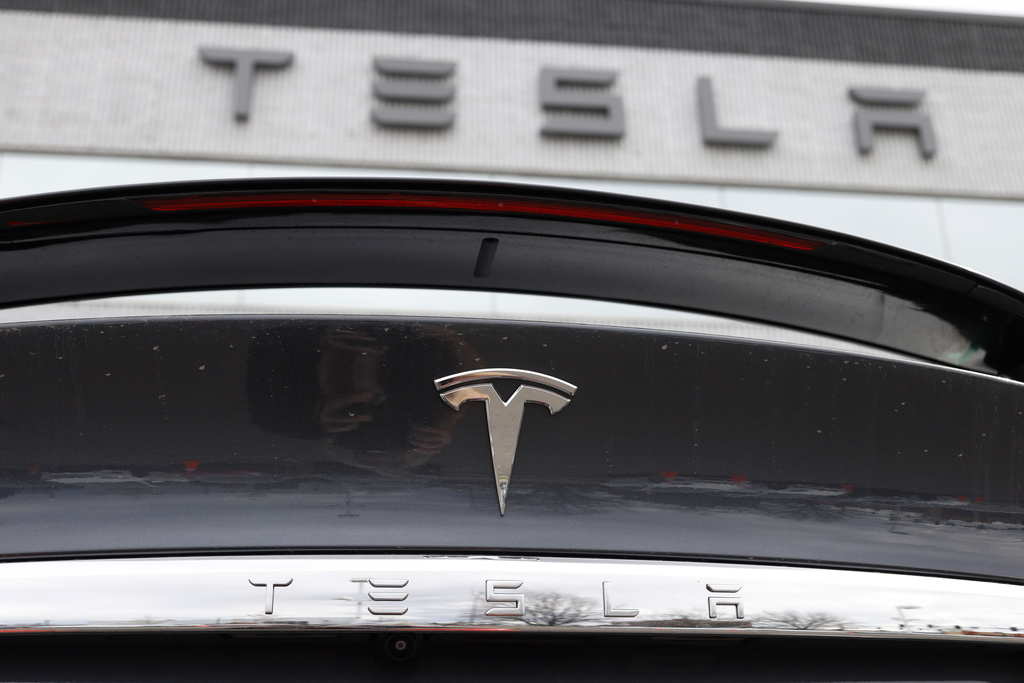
[707,583,744,619]
[539,68,625,138]
[697,77,776,147]
[372,58,456,129]
[485,579,525,616]
[849,88,936,158]
[199,48,293,122]
[366,577,410,615]
[602,581,639,618]
[248,578,292,615]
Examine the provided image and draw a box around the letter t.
[200,48,293,121]
[248,578,293,615]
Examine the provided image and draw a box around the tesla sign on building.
[0,3,1022,200]
[199,48,939,160]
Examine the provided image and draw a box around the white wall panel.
[940,197,1024,291]
[722,187,949,259]
[0,11,1022,198]
[0,153,249,199]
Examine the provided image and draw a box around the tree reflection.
[520,592,596,627]
[757,611,844,630]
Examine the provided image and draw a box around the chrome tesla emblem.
[434,368,577,515]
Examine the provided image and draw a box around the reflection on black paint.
[0,316,1019,580]
[248,323,480,474]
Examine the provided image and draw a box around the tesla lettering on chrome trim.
[5,556,1024,640]
[434,368,577,515]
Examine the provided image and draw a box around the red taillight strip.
[138,193,823,251]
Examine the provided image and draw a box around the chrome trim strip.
[1,556,1021,641]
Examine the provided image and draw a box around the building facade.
[0,0,1022,289]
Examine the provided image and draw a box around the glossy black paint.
[0,633,1020,682]
[0,179,1023,378]
[1,317,1020,581]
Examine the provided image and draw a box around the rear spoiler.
[0,178,1021,378]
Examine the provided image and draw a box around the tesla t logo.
[434,368,577,515]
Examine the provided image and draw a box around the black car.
[0,179,1020,680]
